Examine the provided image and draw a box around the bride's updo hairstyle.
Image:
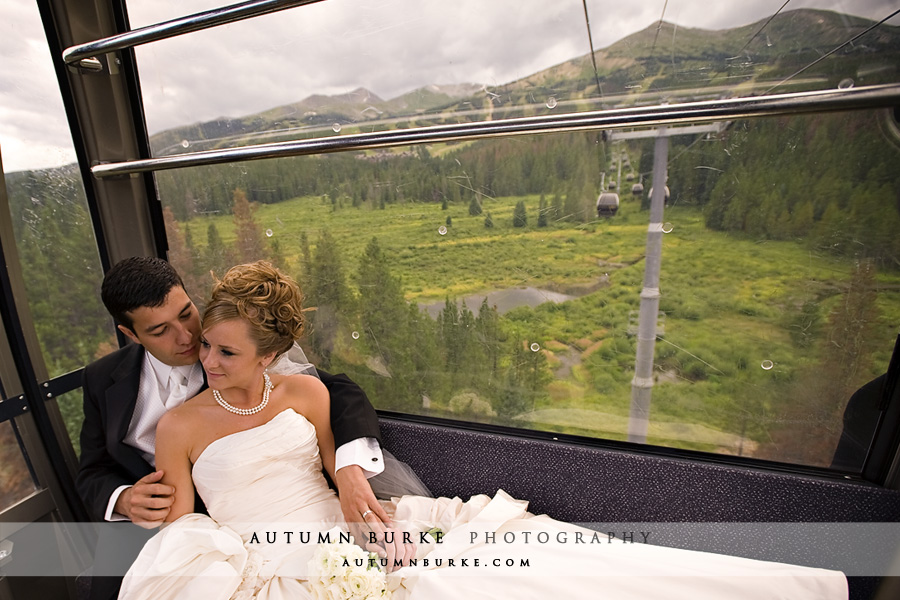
[202,261,305,358]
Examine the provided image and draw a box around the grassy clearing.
[182,194,900,462]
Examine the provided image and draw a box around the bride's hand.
[367,525,417,573]
[334,465,415,570]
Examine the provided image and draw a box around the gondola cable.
[735,0,792,58]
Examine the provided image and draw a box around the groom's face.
[119,285,202,367]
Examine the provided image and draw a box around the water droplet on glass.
[438,226,448,235]
[662,223,674,233]
[351,331,360,340]
[181,140,190,148]
[332,123,342,133]
[265,229,274,237]
[838,78,854,90]
[530,342,541,352]
[761,360,774,370]
[546,97,558,109]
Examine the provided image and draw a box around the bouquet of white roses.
[308,537,391,600]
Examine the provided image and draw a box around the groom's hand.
[335,465,391,527]
[116,470,175,529]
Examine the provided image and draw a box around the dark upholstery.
[380,417,900,600]
[380,418,900,523]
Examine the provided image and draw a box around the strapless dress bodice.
[192,409,343,537]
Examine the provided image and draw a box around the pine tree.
[790,200,815,237]
[456,301,481,388]
[162,206,203,300]
[304,230,351,367]
[766,260,880,465]
[513,201,527,227]
[484,212,494,228]
[563,188,582,222]
[297,231,313,291]
[268,237,287,272]
[204,223,234,281]
[476,298,503,377]
[406,302,441,404]
[446,215,452,228]
[183,226,203,288]
[232,188,266,262]
[468,196,482,216]
[494,344,529,419]
[355,237,419,410]
[537,195,548,227]
[551,192,563,221]
[579,177,596,222]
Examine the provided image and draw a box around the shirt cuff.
[105,485,132,522]
[335,437,384,478]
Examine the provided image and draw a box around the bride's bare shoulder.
[271,373,328,403]
[158,390,215,435]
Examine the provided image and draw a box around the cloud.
[0,3,75,171]
[2,0,898,171]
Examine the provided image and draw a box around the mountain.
[150,84,482,155]
[260,87,385,121]
[149,9,900,155]
[504,9,900,100]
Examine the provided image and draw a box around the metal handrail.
[62,0,325,65]
[91,84,900,178]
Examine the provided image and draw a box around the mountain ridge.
[149,8,900,156]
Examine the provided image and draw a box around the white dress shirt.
[105,352,383,521]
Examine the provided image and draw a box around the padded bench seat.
[379,416,900,600]
[379,416,900,523]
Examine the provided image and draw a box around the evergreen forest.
[5,109,900,469]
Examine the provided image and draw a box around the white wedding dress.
[118,409,847,599]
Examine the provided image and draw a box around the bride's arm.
[155,409,197,523]
[286,375,414,570]
[291,375,337,481]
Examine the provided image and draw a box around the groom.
[77,257,412,599]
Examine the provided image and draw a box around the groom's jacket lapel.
[106,344,153,478]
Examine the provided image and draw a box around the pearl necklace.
[213,372,272,416]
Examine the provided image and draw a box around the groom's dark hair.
[101,257,185,332]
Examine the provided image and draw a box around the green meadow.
[179,192,900,464]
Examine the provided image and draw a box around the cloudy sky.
[1,0,897,172]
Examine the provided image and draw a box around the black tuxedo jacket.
[76,343,381,521]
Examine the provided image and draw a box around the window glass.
[127,0,900,158]
[132,1,900,469]
[0,2,116,378]
[54,390,85,458]
[154,108,900,469]
[0,419,38,511]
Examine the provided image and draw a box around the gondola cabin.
[1,1,900,599]
[596,191,620,216]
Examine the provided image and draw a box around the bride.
[117,261,847,600]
